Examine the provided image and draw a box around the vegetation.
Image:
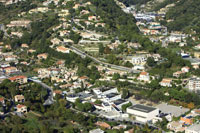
[164,0,200,35]
[0,0,37,22]
[89,0,150,44]
[118,0,152,7]
[74,99,94,112]
[122,102,132,111]
[153,0,177,11]
[0,99,97,132]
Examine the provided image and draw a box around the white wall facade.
[127,108,159,123]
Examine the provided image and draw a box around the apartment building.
[188,77,200,93]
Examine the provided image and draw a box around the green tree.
[147,57,156,67]
[122,89,129,99]
[104,46,111,54]
[99,43,104,55]
[121,102,132,111]
[112,73,120,80]
[69,30,81,44]
[0,31,4,40]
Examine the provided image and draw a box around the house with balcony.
[137,71,150,82]
[160,78,172,87]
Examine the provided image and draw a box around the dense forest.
[165,0,200,35]
[153,0,178,11]
[118,0,151,7]
[88,0,153,48]
[0,0,37,22]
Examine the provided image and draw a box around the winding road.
[63,42,140,73]
[28,78,54,106]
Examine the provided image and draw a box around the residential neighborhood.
[0,0,199,132]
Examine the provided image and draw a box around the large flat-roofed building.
[127,104,159,123]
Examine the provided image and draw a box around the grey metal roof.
[106,93,118,98]
[129,104,157,113]
[114,99,126,105]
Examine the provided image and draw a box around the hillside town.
[0,0,200,132]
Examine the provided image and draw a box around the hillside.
[164,0,200,34]
[89,0,153,48]
[89,0,139,39]
[118,0,151,6]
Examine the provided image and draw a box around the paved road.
[28,78,54,106]
[63,42,140,73]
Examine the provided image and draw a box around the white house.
[14,95,25,102]
[160,78,172,87]
[137,71,150,82]
[88,16,97,21]
[126,104,159,123]
[181,66,190,73]
[167,121,185,132]
[4,55,17,61]
[56,46,70,53]
[89,129,104,133]
[16,104,27,113]
[66,94,79,103]
[132,55,147,65]
[173,71,183,78]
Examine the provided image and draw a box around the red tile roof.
[80,76,88,80]
[95,121,111,129]
[53,90,62,94]
[0,97,4,102]
[9,75,27,81]
[140,71,148,76]
[17,104,25,108]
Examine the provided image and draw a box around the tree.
[147,57,156,67]
[124,61,133,67]
[122,102,132,111]
[148,80,160,89]
[150,90,164,103]
[112,73,120,80]
[69,30,81,44]
[99,43,104,55]
[104,46,111,54]
[94,100,102,104]
[64,126,79,133]
[0,31,4,40]
[156,117,168,130]
[122,89,129,99]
